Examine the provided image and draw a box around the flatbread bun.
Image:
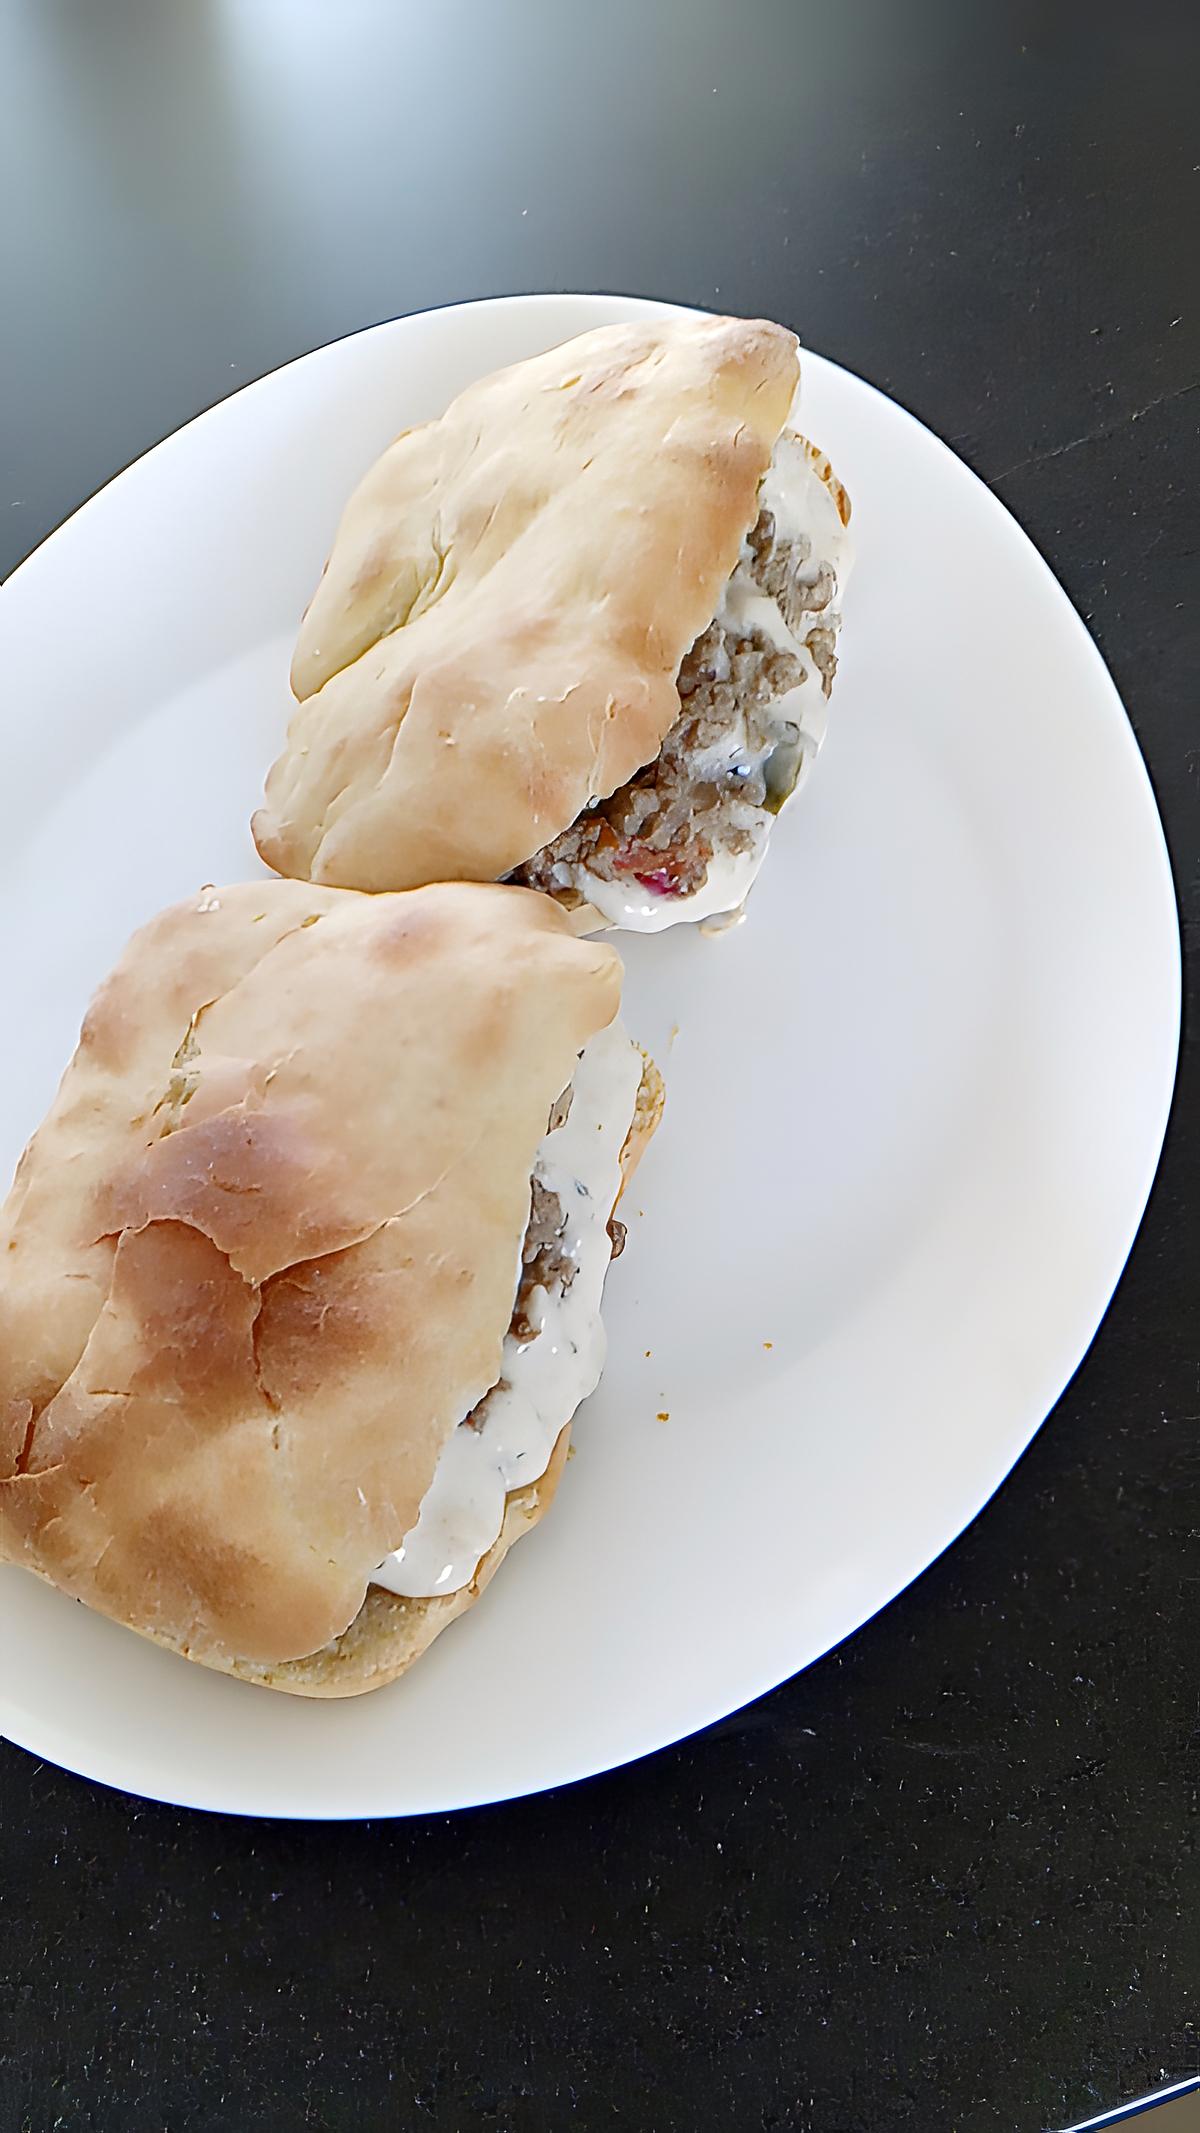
[0,881,639,1694]
[253,314,799,890]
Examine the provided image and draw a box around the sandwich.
[0,881,661,1696]
[253,314,852,931]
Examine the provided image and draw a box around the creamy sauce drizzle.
[371,1020,643,1599]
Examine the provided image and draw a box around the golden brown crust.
[253,315,799,890]
[0,881,623,1678]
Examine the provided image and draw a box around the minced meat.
[512,1174,577,1337]
[746,506,839,641]
[510,504,834,904]
[507,1169,624,1343]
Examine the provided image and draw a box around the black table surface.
[1,6,1196,2129]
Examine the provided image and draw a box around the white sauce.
[577,844,762,932]
[371,1019,643,1599]
[574,428,854,934]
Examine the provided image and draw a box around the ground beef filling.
[468,1118,626,1423]
[511,504,838,904]
[510,1177,576,1340]
[508,1174,624,1345]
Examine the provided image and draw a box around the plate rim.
[0,292,1182,1818]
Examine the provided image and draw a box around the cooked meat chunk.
[511,504,830,904]
[746,507,839,641]
[502,1166,620,1349]
[513,615,800,898]
[512,1175,577,1340]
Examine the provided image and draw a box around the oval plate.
[0,296,1180,1817]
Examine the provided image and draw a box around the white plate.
[0,296,1180,1818]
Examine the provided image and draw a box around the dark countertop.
[1,6,1196,2129]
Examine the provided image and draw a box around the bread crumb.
[656,1410,670,1423]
